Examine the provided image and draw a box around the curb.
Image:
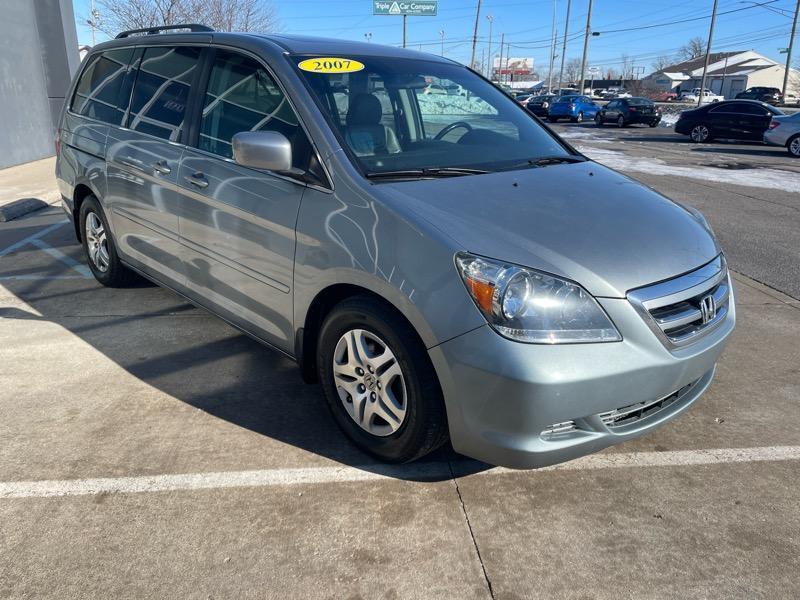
[0,198,49,222]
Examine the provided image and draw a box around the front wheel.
[79,195,136,287]
[649,121,659,128]
[690,123,712,143]
[788,135,800,158]
[317,297,448,463]
[595,113,603,127]
[617,115,626,128]
[573,112,584,123]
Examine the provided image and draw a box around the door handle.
[153,160,171,175]
[185,172,209,189]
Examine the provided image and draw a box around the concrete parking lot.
[2,126,800,599]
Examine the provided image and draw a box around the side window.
[198,49,312,172]
[738,104,770,116]
[606,101,617,109]
[710,103,738,114]
[127,46,201,141]
[71,48,135,125]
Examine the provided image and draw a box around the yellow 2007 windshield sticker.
[298,57,365,74]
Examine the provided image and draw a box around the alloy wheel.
[332,328,407,437]
[84,212,110,272]
[691,124,710,142]
[617,116,625,128]
[790,137,800,157]
[576,112,584,123]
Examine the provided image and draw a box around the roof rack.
[115,24,214,39]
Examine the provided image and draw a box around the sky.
[72,0,798,76]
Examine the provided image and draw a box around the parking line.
[29,238,92,278]
[1,445,798,499]
[0,220,67,258]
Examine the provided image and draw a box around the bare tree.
[651,55,674,73]
[677,37,706,62]
[563,58,582,84]
[620,54,635,82]
[93,0,278,36]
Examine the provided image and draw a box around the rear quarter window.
[71,48,135,125]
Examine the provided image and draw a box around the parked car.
[764,112,800,157]
[613,90,632,99]
[547,95,601,122]
[649,90,678,102]
[57,25,734,468]
[783,92,800,106]
[514,93,533,105]
[679,88,724,104]
[596,97,661,127]
[735,86,783,106]
[525,94,557,117]
[674,100,783,142]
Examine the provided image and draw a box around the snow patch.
[577,145,800,193]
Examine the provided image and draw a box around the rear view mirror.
[232,131,292,172]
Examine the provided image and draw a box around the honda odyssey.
[56,25,735,468]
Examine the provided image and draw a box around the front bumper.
[429,281,735,469]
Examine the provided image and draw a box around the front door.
[106,45,202,286]
[176,48,319,352]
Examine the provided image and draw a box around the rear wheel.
[317,296,448,463]
[573,111,584,123]
[79,195,136,287]
[649,121,659,128]
[595,113,603,127]
[788,135,800,158]
[690,123,711,143]
[617,115,625,128]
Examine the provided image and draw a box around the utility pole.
[403,15,407,48]
[557,0,572,92]
[470,0,482,70]
[486,15,494,78]
[87,0,99,46]
[698,0,719,107]
[498,32,505,83]
[547,0,558,93]
[782,0,799,99]
[578,0,594,95]
[439,30,445,56]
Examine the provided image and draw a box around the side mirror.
[232,131,292,172]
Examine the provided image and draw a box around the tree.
[651,55,674,73]
[93,0,278,36]
[620,54,635,81]
[677,37,706,62]
[563,58,582,84]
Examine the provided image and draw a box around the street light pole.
[470,0,482,70]
[439,30,445,56]
[498,33,505,84]
[782,0,799,99]
[578,0,594,94]
[557,0,572,91]
[486,15,494,78]
[547,0,558,93]
[403,15,407,48]
[698,0,720,107]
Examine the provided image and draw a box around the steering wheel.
[433,121,473,141]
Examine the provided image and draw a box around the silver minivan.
[56,26,735,468]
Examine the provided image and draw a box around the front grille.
[628,256,730,349]
[540,420,576,440]
[599,380,697,430]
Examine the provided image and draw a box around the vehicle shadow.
[0,216,491,482]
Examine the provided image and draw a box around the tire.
[548,116,558,123]
[573,111,584,123]
[649,121,659,128]
[788,135,800,158]
[617,115,625,128]
[595,113,603,127]
[317,296,448,463]
[690,123,712,143]
[79,195,136,287]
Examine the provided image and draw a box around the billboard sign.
[493,57,534,75]
[373,1,438,15]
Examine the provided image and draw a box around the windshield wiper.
[366,167,489,180]
[500,155,587,171]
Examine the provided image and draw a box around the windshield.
[293,55,569,176]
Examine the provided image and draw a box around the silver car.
[55,26,735,468]
[764,112,800,157]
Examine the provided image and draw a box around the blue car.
[547,95,600,123]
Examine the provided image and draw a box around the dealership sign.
[373,1,438,16]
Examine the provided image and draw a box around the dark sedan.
[735,86,783,106]
[525,94,557,117]
[595,97,661,127]
[674,100,783,142]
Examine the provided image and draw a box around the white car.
[680,88,724,104]
[613,91,632,99]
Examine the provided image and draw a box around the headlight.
[455,253,621,344]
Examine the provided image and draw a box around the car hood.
[375,161,719,298]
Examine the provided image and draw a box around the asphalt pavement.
[1,127,800,598]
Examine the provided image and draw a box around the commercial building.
[1,0,80,168]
